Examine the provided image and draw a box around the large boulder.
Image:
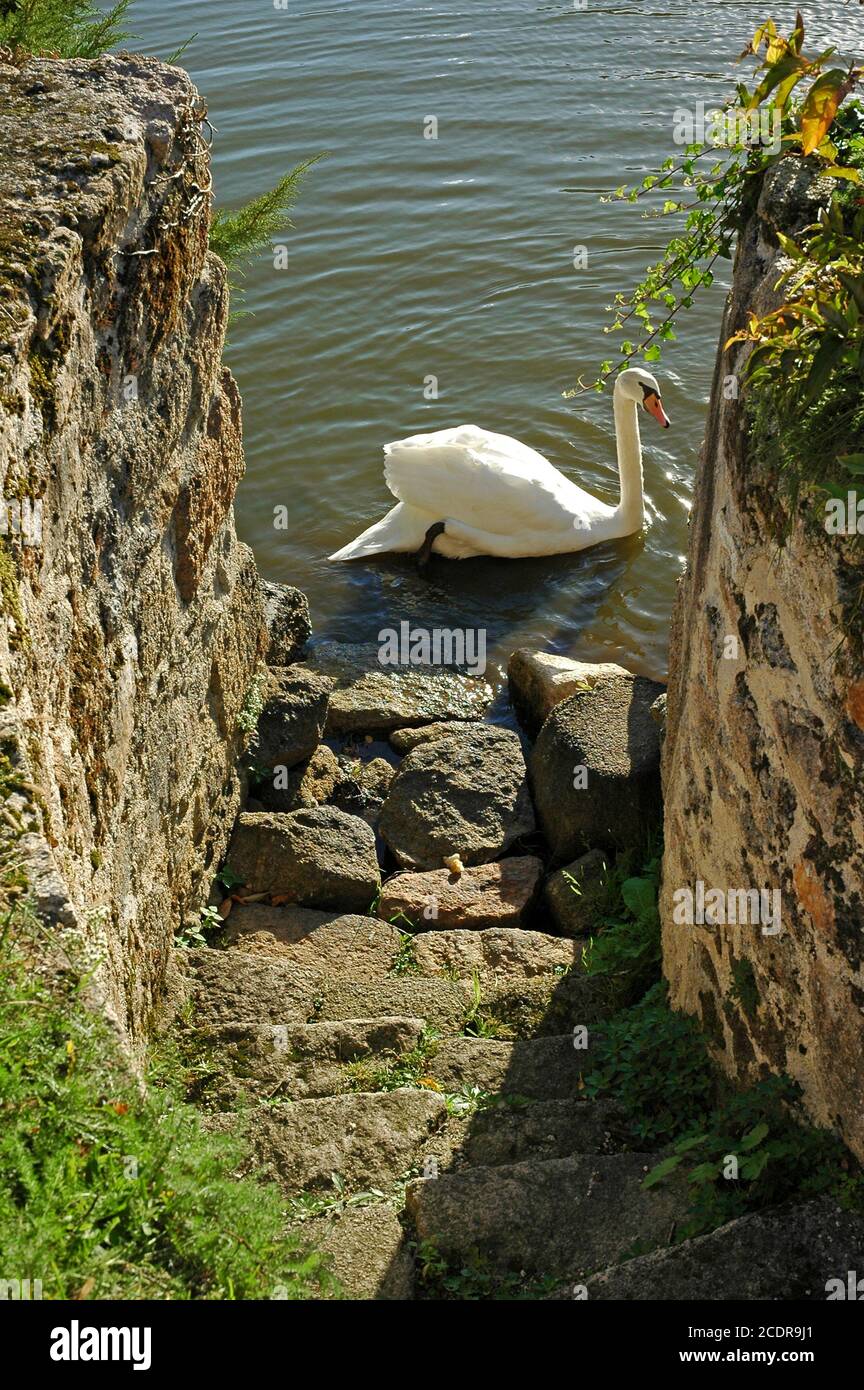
[261,580,312,665]
[301,641,492,735]
[530,674,664,861]
[508,650,630,739]
[377,857,542,931]
[250,667,333,772]
[226,808,380,913]
[379,726,535,870]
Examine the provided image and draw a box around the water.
[132,0,858,682]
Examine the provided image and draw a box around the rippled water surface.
[133,0,858,681]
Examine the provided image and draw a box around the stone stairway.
[162,632,864,1300]
[172,905,692,1298]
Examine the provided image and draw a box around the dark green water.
[134,0,857,680]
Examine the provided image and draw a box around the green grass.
[0,905,334,1299]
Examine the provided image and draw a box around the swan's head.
[615,367,671,429]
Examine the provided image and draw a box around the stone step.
[222,905,402,980]
[313,978,471,1032]
[220,1088,450,1196]
[410,925,581,981]
[183,944,608,1039]
[580,1196,864,1302]
[296,1206,413,1301]
[180,947,322,1027]
[188,1016,429,1104]
[223,904,583,988]
[405,1153,686,1280]
[422,1034,601,1100]
[449,1098,636,1169]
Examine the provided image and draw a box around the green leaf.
[642,1154,684,1189]
[838,272,864,315]
[804,334,845,403]
[620,876,657,920]
[740,1122,770,1151]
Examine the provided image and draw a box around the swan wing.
[383,425,608,537]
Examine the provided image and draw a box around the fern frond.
[208,155,323,269]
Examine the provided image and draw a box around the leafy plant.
[461,970,501,1039]
[576,842,663,1007]
[344,1028,439,1094]
[0,909,332,1298]
[236,664,267,735]
[568,13,863,395]
[583,982,717,1146]
[642,1074,864,1238]
[288,1172,387,1224]
[390,927,420,976]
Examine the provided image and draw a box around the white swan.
[329,366,670,563]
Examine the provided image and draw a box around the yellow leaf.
[800,70,852,157]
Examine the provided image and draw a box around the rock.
[0,55,266,1040]
[530,674,665,861]
[302,641,492,735]
[313,978,472,1033]
[250,667,333,772]
[256,744,341,813]
[331,756,395,826]
[191,1016,427,1102]
[405,1153,686,1278]
[585,1197,864,1301]
[227,809,380,914]
[481,971,607,1038]
[413,925,579,980]
[377,858,542,931]
[222,903,401,979]
[261,580,311,665]
[508,650,630,738]
[238,1089,449,1193]
[543,848,609,936]
[179,948,321,1027]
[379,726,534,870]
[424,1034,599,1100]
[390,720,482,753]
[457,1100,636,1168]
[303,1207,414,1300]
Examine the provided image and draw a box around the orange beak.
[644,391,671,429]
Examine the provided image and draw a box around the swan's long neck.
[612,387,644,531]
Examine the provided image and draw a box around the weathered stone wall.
[0,55,266,1044]
[661,159,864,1159]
